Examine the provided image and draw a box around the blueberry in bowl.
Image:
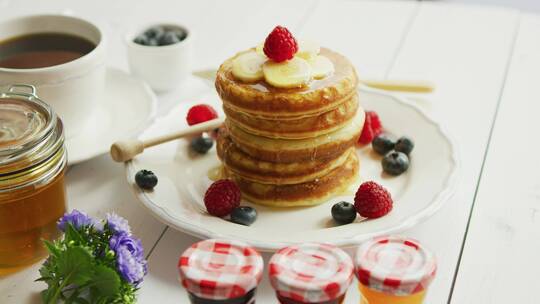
[133,25,188,46]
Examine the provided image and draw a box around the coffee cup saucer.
[65,67,157,165]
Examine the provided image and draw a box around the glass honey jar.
[0,84,67,275]
[354,236,437,304]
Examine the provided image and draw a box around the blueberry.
[331,201,357,224]
[159,31,181,46]
[372,133,396,155]
[135,169,158,190]
[173,29,188,41]
[382,151,410,176]
[144,26,165,39]
[133,34,149,45]
[146,38,159,46]
[230,206,257,226]
[395,136,414,155]
[190,137,214,154]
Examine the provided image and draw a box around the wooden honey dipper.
[110,117,225,162]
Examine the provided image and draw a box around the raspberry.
[263,26,298,62]
[358,111,383,145]
[204,180,241,217]
[186,104,218,126]
[354,181,393,219]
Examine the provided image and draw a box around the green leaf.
[43,239,61,258]
[73,298,90,304]
[57,246,93,285]
[37,266,52,282]
[41,289,51,303]
[65,224,84,245]
[91,265,121,298]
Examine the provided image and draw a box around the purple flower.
[109,233,144,260]
[106,213,131,235]
[110,233,147,285]
[116,246,147,285]
[57,210,95,231]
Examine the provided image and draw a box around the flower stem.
[49,272,72,304]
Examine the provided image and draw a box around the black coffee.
[0,32,95,69]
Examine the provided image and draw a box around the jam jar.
[269,243,354,304]
[178,239,264,304]
[355,236,437,304]
[0,84,67,274]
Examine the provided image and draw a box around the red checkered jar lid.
[355,235,437,296]
[269,243,354,303]
[178,239,264,300]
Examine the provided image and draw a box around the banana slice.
[255,43,265,55]
[232,51,267,82]
[263,57,312,88]
[296,40,320,61]
[309,55,334,79]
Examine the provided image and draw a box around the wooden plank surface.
[450,13,540,304]
[386,2,520,303]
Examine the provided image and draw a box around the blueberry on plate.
[144,26,165,39]
[133,34,149,45]
[159,31,181,46]
[331,201,357,224]
[230,206,257,226]
[382,151,410,176]
[135,169,158,190]
[372,133,396,155]
[395,136,414,155]
[190,137,214,154]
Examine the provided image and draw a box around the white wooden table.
[1,0,539,303]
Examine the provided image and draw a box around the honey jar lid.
[355,235,437,296]
[269,243,354,302]
[0,84,65,190]
[178,239,264,300]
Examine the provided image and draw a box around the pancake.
[217,128,355,184]
[216,48,358,118]
[225,106,365,163]
[224,92,359,139]
[223,151,359,207]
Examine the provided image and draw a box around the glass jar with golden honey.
[0,84,67,274]
[354,236,437,304]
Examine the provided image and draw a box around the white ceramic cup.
[0,14,106,139]
[125,23,192,92]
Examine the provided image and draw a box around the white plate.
[66,68,157,165]
[126,87,459,251]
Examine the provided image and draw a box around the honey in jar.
[0,84,67,274]
[354,236,437,304]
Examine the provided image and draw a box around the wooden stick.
[110,117,225,162]
[193,69,436,93]
[360,79,435,93]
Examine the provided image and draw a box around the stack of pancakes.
[215,48,365,207]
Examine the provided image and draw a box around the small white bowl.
[125,23,192,92]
